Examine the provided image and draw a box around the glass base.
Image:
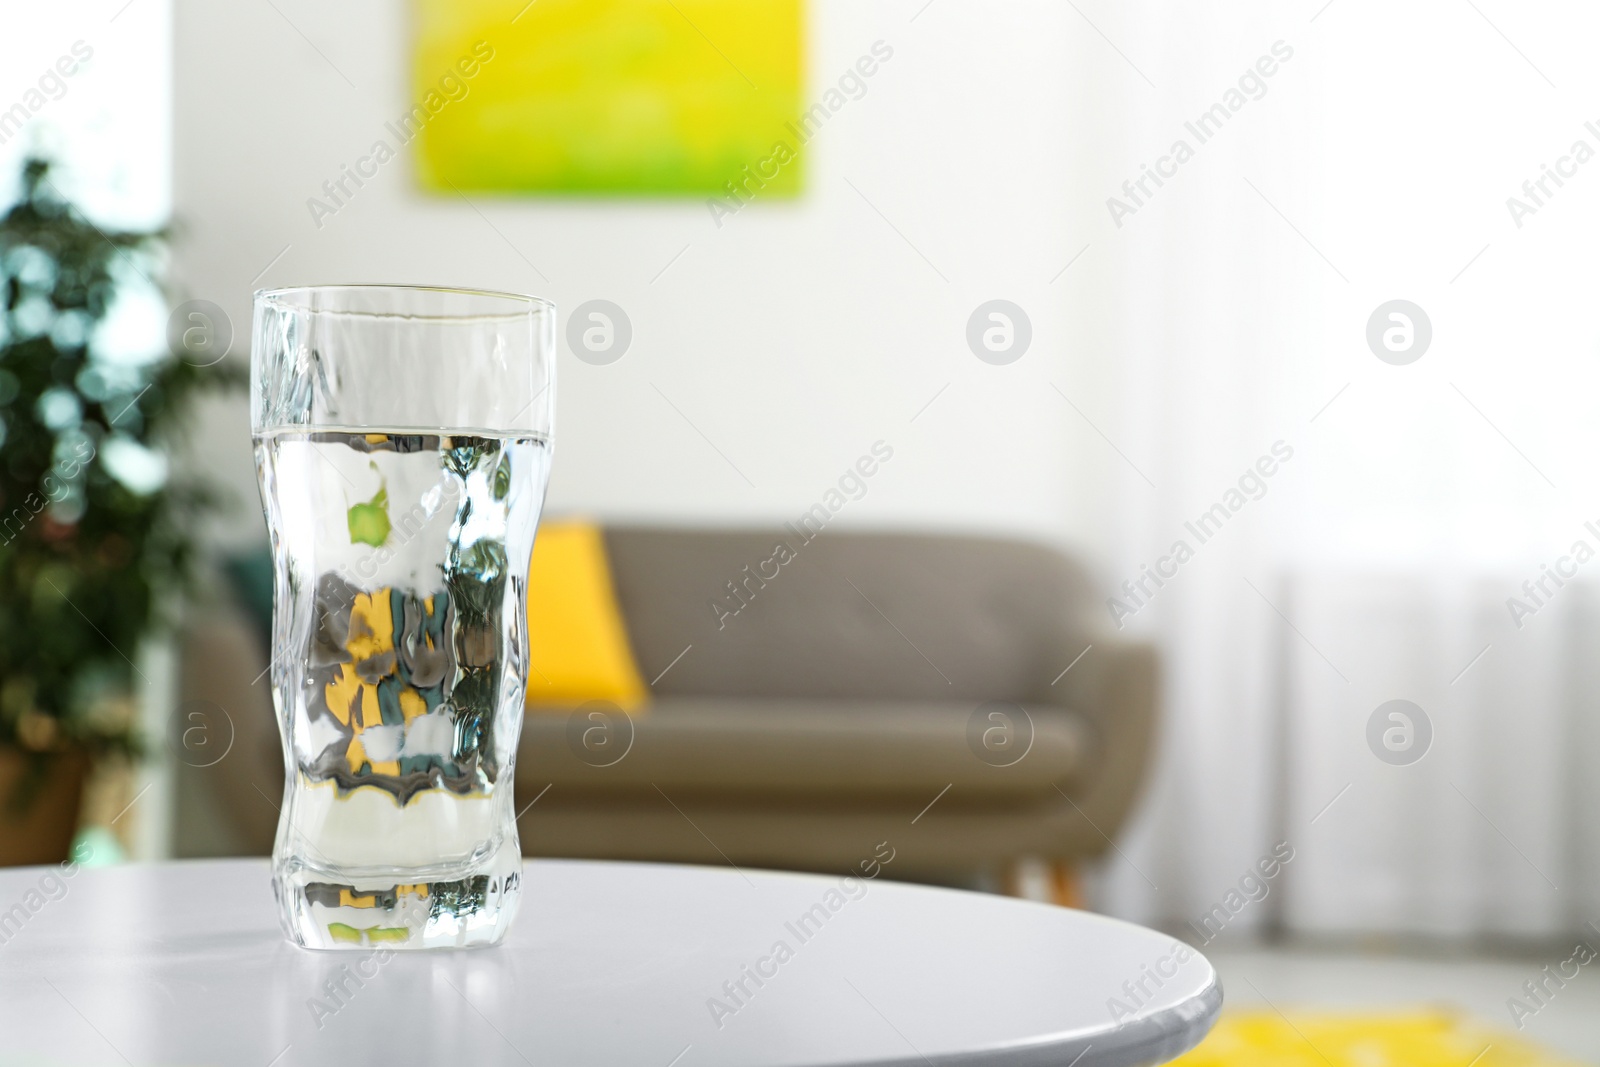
[274,836,523,951]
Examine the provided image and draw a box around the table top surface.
[0,858,1220,1067]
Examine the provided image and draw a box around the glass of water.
[252,285,554,950]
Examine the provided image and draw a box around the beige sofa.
[176,528,1158,888]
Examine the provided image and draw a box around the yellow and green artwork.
[412,0,804,195]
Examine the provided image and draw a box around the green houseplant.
[0,156,237,863]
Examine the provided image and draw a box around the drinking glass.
[251,285,554,950]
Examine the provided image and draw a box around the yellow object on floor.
[1172,1010,1586,1066]
[524,520,648,713]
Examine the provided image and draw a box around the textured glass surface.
[251,286,553,950]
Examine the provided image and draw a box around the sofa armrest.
[1042,637,1159,851]
[175,601,281,856]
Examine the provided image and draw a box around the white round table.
[0,859,1219,1066]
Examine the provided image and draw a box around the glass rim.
[253,283,554,322]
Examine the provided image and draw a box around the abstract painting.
[413,0,803,195]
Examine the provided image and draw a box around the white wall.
[172,0,1087,552]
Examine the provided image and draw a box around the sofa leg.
[1051,860,1084,909]
[1000,858,1084,908]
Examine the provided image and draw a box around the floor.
[1207,944,1600,1064]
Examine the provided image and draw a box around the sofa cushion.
[602,528,1098,704]
[517,698,1090,801]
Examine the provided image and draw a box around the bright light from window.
[0,2,171,230]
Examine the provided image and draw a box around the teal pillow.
[223,550,274,646]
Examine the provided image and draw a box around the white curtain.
[1068,0,1600,937]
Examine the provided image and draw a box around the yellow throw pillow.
[523,520,648,713]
